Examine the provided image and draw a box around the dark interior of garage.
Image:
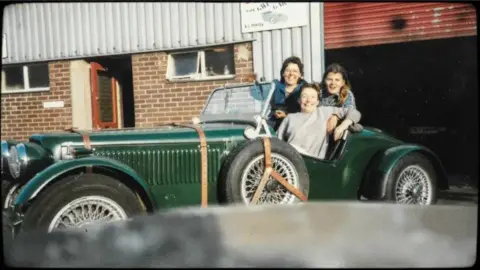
[325,36,478,186]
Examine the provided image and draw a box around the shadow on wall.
[325,36,478,184]
[85,56,135,128]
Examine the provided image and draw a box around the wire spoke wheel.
[395,165,433,205]
[241,153,299,205]
[48,196,128,232]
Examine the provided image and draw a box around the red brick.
[1,61,72,141]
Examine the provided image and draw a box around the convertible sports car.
[1,81,449,235]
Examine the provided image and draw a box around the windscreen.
[201,82,273,117]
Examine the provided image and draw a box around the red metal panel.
[324,2,477,49]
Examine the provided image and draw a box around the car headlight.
[8,144,28,179]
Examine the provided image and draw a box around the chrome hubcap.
[48,196,128,232]
[395,165,433,205]
[241,153,299,204]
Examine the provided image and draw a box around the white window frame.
[166,47,235,82]
[1,64,50,94]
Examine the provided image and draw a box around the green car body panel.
[14,125,249,209]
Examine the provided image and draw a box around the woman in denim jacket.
[319,63,357,133]
[268,56,307,130]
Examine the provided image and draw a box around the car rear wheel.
[218,137,310,205]
[21,173,146,233]
[384,153,438,205]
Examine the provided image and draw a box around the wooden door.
[90,62,118,129]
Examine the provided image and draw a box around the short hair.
[279,56,305,84]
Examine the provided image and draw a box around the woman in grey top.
[277,83,362,159]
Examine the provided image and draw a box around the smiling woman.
[319,63,356,109]
[268,56,307,130]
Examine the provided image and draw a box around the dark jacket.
[268,79,306,130]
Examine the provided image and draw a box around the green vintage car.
[2,81,448,235]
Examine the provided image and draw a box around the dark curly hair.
[279,56,305,84]
[320,63,352,105]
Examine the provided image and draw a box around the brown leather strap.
[263,138,272,168]
[250,138,274,204]
[259,137,308,203]
[172,123,208,208]
[271,170,308,202]
[64,127,92,150]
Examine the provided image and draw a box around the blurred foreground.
[4,201,477,268]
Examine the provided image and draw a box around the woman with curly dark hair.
[268,56,307,130]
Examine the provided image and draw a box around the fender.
[363,144,449,199]
[13,156,157,208]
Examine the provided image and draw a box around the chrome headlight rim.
[8,143,28,179]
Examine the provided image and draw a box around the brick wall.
[131,42,254,127]
[1,61,72,141]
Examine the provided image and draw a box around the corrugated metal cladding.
[2,3,325,82]
[324,2,477,49]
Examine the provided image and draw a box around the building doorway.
[90,62,119,129]
[87,56,135,129]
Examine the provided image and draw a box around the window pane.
[205,46,235,76]
[28,63,50,88]
[172,52,198,76]
[2,65,24,91]
[97,70,114,123]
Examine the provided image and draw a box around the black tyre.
[22,173,147,233]
[384,152,438,205]
[218,137,310,205]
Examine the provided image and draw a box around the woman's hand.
[275,110,287,119]
[333,119,353,141]
[327,114,339,133]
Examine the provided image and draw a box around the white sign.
[241,2,309,33]
[43,101,65,109]
[2,34,6,59]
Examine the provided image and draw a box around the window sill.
[1,88,50,94]
[167,75,236,83]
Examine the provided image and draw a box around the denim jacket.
[268,79,306,129]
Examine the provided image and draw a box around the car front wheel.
[219,137,310,205]
[21,173,146,233]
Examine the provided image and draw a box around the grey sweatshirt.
[276,106,361,159]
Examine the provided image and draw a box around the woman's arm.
[331,107,362,141]
[331,106,361,124]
